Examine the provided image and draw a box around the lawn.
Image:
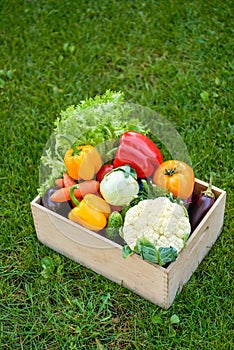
[0,0,233,348]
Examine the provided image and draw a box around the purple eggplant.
[188,174,215,231]
[41,188,72,218]
[182,194,192,210]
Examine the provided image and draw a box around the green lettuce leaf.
[38,90,147,196]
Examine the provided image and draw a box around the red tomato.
[153,160,194,200]
[96,164,114,182]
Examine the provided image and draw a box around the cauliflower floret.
[168,236,184,252]
[123,197,191,253]
[157,235,170,248]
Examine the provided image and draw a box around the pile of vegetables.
[39,91,216,266]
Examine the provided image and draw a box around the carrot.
[50,180,100,202]
[50,187,74,202]
[54,177,64,188]
[63,171,76,187]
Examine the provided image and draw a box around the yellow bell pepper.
[68,185,111,231]
[64,144,102,180]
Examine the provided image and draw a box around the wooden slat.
[166,182,226,308]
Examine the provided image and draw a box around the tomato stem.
[164,166,178,176]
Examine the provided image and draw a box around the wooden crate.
[31,178,226,309]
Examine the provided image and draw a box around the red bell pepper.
[113,131,163,178]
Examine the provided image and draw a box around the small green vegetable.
[106,211,123,243]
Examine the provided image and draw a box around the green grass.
[0,0,233,348]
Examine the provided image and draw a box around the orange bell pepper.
[68,185,111,231]
[64,144,102,180]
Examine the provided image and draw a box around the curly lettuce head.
[38,90,146,196]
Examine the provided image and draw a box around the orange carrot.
[54,178,64,188]
[50,180,100,202]
[63,172,76,187]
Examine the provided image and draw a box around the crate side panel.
[31,202,168,308]
[31,202,117,249]
[166,189,226,308]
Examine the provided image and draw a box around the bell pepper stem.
[70,184,80,206]
[71,144,82,156]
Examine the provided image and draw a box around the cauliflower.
[122,197,191,255]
